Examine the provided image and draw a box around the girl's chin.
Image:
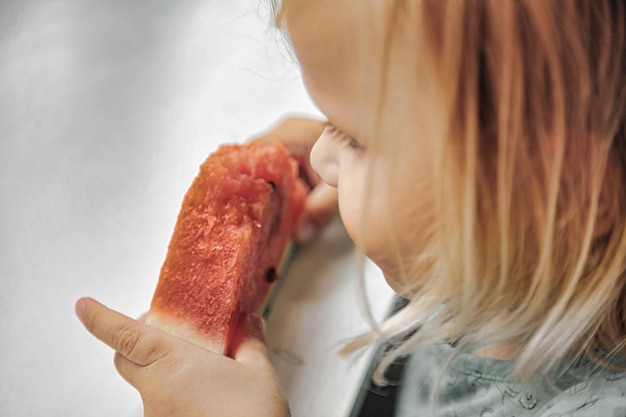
[380,264,420,298]
[362,247,414,295]
[381,271,406,295]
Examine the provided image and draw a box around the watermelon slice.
[146,142,307,356]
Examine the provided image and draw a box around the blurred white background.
[0,1,394,416]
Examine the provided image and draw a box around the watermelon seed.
[268,181,276,190]
[265,267,278,283]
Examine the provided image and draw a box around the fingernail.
[74,298,89,318]
[297,221,315,242]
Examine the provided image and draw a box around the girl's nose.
[310,129,341,187]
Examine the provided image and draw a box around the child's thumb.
[232,313,269,365]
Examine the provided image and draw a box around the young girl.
[75,0,626,416]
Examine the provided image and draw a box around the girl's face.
[285,1,437,291]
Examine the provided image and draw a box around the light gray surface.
[0,1,322,416]
[265,220,395,417]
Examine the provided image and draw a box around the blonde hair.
[274,0,626,385]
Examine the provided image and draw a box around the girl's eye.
[325,122,363,150]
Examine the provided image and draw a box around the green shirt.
[396,344,626,416]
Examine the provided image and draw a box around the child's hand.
[75,298,289,417]
[252,116,338,242]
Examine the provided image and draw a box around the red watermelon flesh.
[146,142,307,356]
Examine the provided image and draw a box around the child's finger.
[251,116,326,189]
[232,314,270,367]
[75,297,171,366]
[136,311,149,323]
[113,351,142,388]
[297,182,339,242]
